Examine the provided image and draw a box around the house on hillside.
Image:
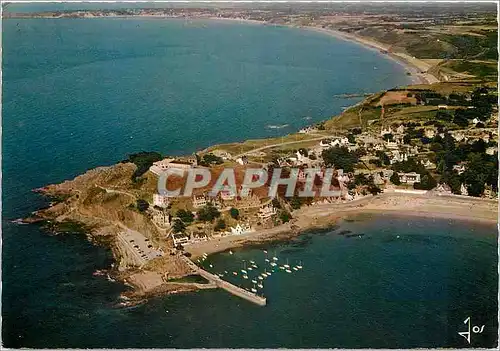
[258,204,277,220]
[150,207,171,228]
[236,156,249,165]
[460,183,468,196]
[149,157,196,175]
[230,223,255,235]
[398,172,421,184]
[380,126,393,137]
[192,194,207,208]
[434,183,452,194]
[153,193,171,208]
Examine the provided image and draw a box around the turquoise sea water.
[2,18,497,348]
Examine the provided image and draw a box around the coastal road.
[233,133,341,159]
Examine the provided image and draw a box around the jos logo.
[458,316,485,344]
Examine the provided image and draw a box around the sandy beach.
[185,192,497,258]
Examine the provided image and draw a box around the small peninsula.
[21,4,498,305]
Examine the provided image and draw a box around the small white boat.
[252,279,257,284]
[243,275,249,279]
[284,259,290,269]
[224,270,228,274]
[286,269,292,273]
[251,287,257,293]
[250,260,255,264]
[252,264,258,269]
[258,276,263,280]
[293,267,299,271]
[265,258,270,263]
[241,269,247,274]
[233,272,238,276]
[218,273,224,277]
[267,271,272,276]
[209,264,213,268]
[248,267,253,271]
[272,257,278,261]
[270,262,277,267]
[257,283,263,289]
[279,266,285,270]
[229,250,233,255]
[263,250,268,254]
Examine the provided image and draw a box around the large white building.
[149,157,196,175]
[398,172,421,184]
[153,193,171,208]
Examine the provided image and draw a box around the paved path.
[233,134,341,159]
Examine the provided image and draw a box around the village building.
[381,169,394,180]
[220,189,236,201]
[472,118,484,125]
[398,172,421,184]
[421,159,436,169]
[172,233,190,247]
[192,194,207,208]
[149,157,196,175]
[483,185,496,199]
[153,193,171,208]
[486,146,498,155]
[385,140,399,149]
[298,126,318,134]
[235,194,261,209]
[258,204,277,220]
[373,172,385,185]
[150,207,171,228]
[451,132,466,142]
[460,183,468,196]
[211,150,232,160]
[434,183,452,194]
[390,150,408,164]
[395,125,406,134]
[319,139,331,148]
[424,129,436,139]
[235,155,249,165]
[380,126,392,137]
[230,223,255,235]
[453,163,466,175]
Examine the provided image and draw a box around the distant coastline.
[208,17,437,85]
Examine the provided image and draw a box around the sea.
[2,18,497,348]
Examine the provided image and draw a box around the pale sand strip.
[185,193,497,259]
